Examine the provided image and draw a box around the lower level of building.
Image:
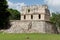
[3,20,57,33]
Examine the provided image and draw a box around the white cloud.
[44,0,60,6]
[44,0,60,12]
[7,0,26,11]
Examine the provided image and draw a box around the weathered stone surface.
[21,5,50,21]
[4,20,56,33]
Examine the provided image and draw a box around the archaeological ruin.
[4,5,57,33]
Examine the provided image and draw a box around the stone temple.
[4,5,57,33]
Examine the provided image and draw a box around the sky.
[7,0,60,13]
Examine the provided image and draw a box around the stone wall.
[4,20,56,33]
[45,21,57,33]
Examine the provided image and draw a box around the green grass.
[0,33,60,40]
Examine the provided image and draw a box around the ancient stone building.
[21,5,50,21]
[4,5,57,33]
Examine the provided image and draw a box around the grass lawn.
[0,33,60,40]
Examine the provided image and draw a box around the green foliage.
[8,9,20,20]
[50,13,60,27]
[0,33,60,40]
[0,0,11,29]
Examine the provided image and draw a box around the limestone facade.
[21,5,50,21]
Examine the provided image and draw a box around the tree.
[0,0,10,29]
[50,13,60,33]
[8,9,21,20]
[50,12,60,27]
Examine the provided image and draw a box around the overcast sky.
[7,0,60,13]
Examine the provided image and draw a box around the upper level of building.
[20,5,50,21]
[21,5,49,14]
